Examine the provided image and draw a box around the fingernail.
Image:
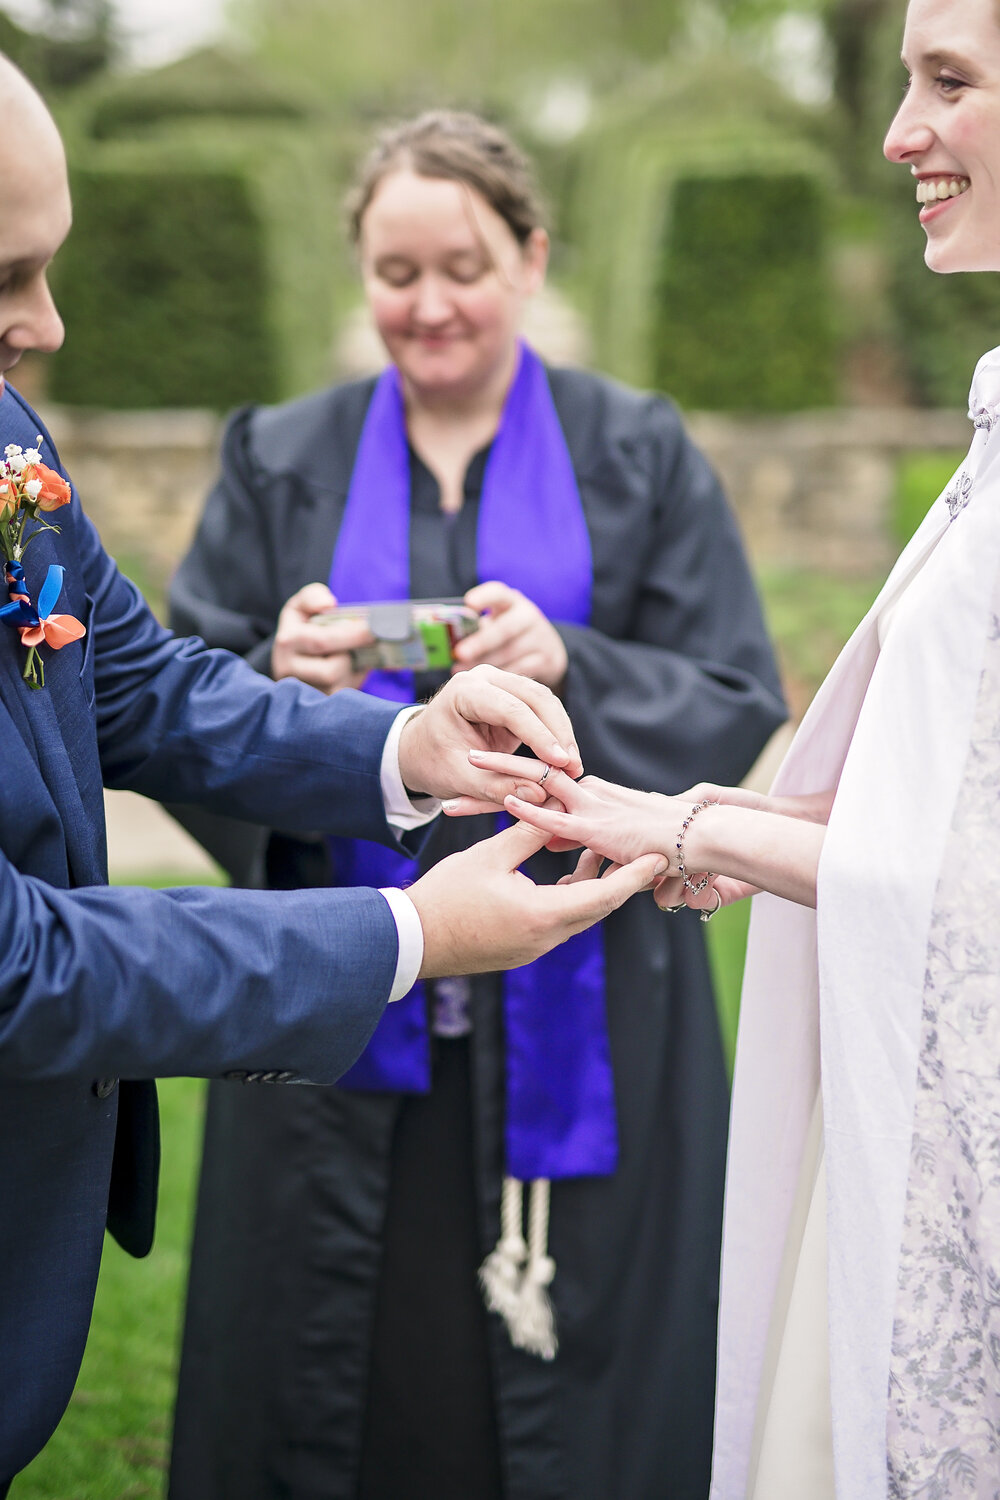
[551,743,569,762]
[654,860,670,876]
[442,799,459,812]
[514,784,536,801]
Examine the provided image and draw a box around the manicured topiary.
[567,57,838,410]
[49,124,339,410]
[85,46,321,141]
[652,171,836,411]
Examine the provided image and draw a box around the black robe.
[166,366,786,1500]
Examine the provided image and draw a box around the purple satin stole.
[328,344,617,1181]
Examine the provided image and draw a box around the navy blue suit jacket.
[0,387,418,1477]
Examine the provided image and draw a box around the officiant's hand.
[271,583,373,694]
[452,581,568,691]
[397,664,583,809]
[409,821,667,977]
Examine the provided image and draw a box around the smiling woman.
[886,0,1000,273]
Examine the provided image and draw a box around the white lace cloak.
[710,346,1000,1500]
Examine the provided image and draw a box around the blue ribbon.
[0,562,64,630]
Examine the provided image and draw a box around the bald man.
[0,61,664,1487]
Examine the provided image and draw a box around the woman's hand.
[271,583,375,694]
[452,581,569,691]
[466,760,682,868]
[470,757,831,910]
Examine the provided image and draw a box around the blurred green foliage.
[887,200,1000,409]
[891,449,966,547]
[653,171,835,411]
[563,57,838,406]
[51,122,339,410]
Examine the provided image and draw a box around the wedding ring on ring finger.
[699,888,723,923]
[539,764,551,786]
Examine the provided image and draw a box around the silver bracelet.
[675,798,717,894]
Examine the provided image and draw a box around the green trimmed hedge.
[652,171,835,411]
[85,46,319,141]
[50,124,339,410]
[567,59,837,410]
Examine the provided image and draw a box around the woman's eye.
[937,74,967,95]
[449,266,486,285]
[377,269,417,288]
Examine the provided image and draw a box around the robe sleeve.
[556,390,786,792]
[170,405,284,677]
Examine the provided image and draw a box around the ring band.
[699,888,723,923]
[539,764,551,785]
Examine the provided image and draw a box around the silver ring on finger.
[699,888,723,923]
[539,764,551,785]
[661,902,687,914]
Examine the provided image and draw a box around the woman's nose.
[411,275,454,324]
[884,90,935,165]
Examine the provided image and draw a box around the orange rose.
[22,462,71,512]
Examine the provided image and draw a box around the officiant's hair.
[347,110,546,248]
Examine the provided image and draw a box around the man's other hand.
[408,822,668,978]
[397,664,583,811]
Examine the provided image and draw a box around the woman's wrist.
[671,796,719,891]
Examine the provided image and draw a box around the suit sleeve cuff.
[379,887,425,1002]
[381,705,441,832]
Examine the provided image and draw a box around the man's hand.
[397,664,583,811]
[408,822,668,978]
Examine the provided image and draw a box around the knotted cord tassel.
[479,1176,527,1322]
[509,1178,558,1361]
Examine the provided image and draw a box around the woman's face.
[358,169,547,402]
[885,0,1000,273]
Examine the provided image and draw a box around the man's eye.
[937,74,967,94]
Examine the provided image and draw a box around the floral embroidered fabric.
[887,579,1000,1496]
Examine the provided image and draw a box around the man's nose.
[7,274,65,355]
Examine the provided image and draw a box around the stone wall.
[40,403,973,609]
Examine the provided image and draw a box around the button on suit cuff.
[379,887,425,1002]
[381,705,440,832]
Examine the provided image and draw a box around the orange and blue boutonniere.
[0,439,84,689]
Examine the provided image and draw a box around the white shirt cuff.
[379,887,425,1002]
[381,705,441,832]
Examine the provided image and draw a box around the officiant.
[167,109,786,1500]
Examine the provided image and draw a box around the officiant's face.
[0,69,70,395]
[359,169,547,401]
[885,0,1000,273]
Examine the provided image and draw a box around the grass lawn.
[15,1075,205,1500]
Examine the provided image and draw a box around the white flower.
[8,452,27,473]
[34,435,42,447]
[24,479,42,500]
[23,448,40,463]
[0,484,9,495]
[4,444,21,459]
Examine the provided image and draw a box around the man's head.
[0,55,69,396]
